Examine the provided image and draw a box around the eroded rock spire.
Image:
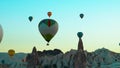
[74,32,87,68]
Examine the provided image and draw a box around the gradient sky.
[0,0,120,53]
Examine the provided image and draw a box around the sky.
[0,0,120,53]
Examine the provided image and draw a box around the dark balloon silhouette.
[77,32,83,38]
[28,16,33,22]
[80,13,84,19]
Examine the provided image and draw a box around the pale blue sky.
[0,0,120,53]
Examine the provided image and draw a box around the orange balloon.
[47,12,52,17]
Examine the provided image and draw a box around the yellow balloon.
[8,49,15,57]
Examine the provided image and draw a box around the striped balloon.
[38,19,58,45]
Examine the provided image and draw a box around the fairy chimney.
[73,32,87,68]
[26,46,39,68]
[77,32,84,51]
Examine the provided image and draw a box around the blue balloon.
[80,13,84,19]
[28,16,33,22]
[77,32,83,38]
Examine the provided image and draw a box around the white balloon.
[0,24,3,43]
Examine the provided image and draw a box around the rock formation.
[73,32,87,68]
[26,46,39,68]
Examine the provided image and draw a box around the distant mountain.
[87,48,120,68]
[0,53,27,64]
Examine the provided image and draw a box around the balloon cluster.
[28,12,52,22]
[28,12,85,46]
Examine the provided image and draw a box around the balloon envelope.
[28,16,33,22]
[47,12,52,17]
[38,19,58,45]
[80,13,84,19]
[77,32,83,38]
[8,49,15,57]
[0,24,3,43]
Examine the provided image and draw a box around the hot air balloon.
[47,12,52,17]
[38,19,58,45]
[0,24,3,43]
[28,16,33,22]
[77,32,83,38]
[8,49,15,58]
[80,13,84,19]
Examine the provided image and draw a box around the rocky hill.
[0,48,120,68]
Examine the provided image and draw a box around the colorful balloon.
[28,16,33,22]
[8,49,15,57]
[47,12,52,17]
[38,19,58,45]
[0,24,3,43]
[80,13,84,19]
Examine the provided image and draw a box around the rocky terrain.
[0,48,120,68]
